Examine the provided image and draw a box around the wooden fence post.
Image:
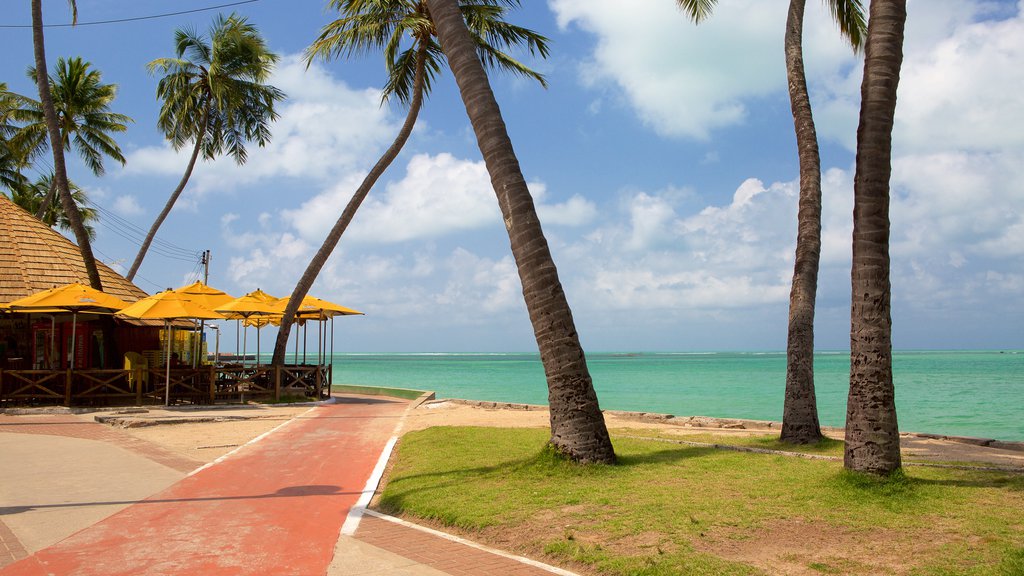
[315,365,323,400]
[64,369,73,406]
[274,365,281,401]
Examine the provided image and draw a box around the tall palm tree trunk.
[126,109,209,281]
[780,0,823,445]
[426,0,615,464]
[34,179,56,219]
[845,0,906,475]
[270,42,429,366]
[31,0,102,290]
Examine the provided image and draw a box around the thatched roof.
[0,193,148,303]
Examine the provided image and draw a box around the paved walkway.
[0,398,576,576]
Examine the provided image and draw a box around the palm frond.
[826,0,866,52]
[674,0,717,24]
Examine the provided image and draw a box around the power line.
[0,0,261,29]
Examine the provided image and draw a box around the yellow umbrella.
[273,295,363,319]
[273,294,363,366]
[215,289,280,366]
[172,281,235,310]
[243,316,280,328]
[7,283,130,369]
[117,290,225,405]
[173,282,235,366]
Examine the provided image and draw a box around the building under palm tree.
[0,193,160,373]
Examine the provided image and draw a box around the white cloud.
[282,152,596,244]
[549,0,857,139]
[438,249,523,316]
[348,153,499,242]
[112,195,144,217]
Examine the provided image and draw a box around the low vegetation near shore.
[378,427,1024,576]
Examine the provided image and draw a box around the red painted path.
[1,396,407,576]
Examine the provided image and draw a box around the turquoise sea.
[326,350,1023,441]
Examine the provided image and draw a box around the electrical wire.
[89,202,199,260]
[0,1,262,29]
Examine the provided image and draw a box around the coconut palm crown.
[147,13,285,164]
[127,12,284,280]
[12,57,132,178]
[305,0,549,106]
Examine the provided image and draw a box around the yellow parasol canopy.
[117,289,225,321]
[172,281,235,310]
[214,289,280,319]
[7,283,131,370]
[6,282,130,313]
[273,294,363,319]
[243,316,280,328]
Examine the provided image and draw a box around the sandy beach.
[95,398,1024,470]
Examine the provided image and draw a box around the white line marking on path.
[186,404,321,477]
[363,509,582,576]
[340,395,413,535]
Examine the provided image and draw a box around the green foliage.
[13,57,132,176]
[7,173,97,239]
[306,0,549,106]
[331,384,424,400]
[380,427,1024,576]
[148,13,285,164]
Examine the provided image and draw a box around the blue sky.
[2,0,1021,353]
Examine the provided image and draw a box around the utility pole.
[202,249,211,284]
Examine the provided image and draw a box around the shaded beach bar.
[0,194,332,407]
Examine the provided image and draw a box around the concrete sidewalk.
[0,399,576,576]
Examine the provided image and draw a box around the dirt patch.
[692,519,924,575]
[99,405,312,463]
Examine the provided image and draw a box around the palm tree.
[31,0,102,289]
[845,0,907,476]
[9,173,97,240]
[424,0,618,464]
[0,83,30,193]
[11,57,132,219]
[779,0,865,445]
[126,13,285,281]
[270,0,549,365]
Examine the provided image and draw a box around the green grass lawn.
[378,427,1024,576]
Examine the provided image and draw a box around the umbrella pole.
[243,322,248,367]
[256,325,261,367]
[330,315,335,388]
[235,319,240,360]
[195,320,205,368]
[303,323,307,364]
[293,322,299,364]
[69,312,77,370]
[165,320,172,406]
[50,315,55,369]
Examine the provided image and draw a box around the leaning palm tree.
[270,0,549,365]
[845,0,907,476]
[779,0,865,445]
[424,0,618,463]
[31,0,102,289]
[10,173,97,240]
[126,13,285,281]
[12,57,132,219]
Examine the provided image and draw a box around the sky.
[1,0,1021,353]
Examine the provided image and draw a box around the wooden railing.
[0,364,332,407]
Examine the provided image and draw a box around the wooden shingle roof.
[0,193,148,303]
